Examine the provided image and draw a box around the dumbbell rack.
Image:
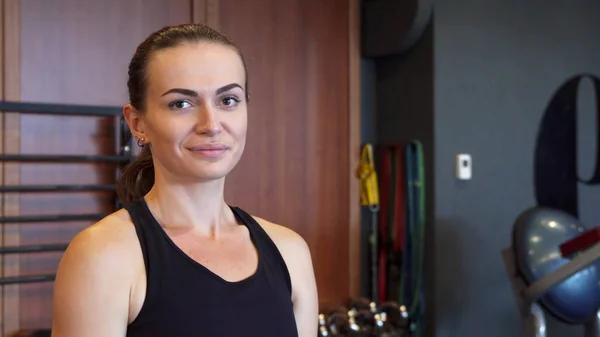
[0,100,134,285]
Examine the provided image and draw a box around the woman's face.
[127,42,248,182]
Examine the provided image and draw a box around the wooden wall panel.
[348,0,362,300]
[217,0,357,309]
[16,0,192,331]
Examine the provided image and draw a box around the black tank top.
[124,199,298,337]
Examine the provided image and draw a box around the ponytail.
[117,146,155,206]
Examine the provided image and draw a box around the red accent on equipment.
[560,227,600,257]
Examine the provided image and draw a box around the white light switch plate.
[456,154,472,180]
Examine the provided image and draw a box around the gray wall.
[435,2,600,337]
[362,1,600,336]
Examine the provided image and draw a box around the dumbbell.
[373,313,397,337]
[347,297,374,312]
[346,298,377,336]
[377,302,410,337]
[326,306,351,336]
[318,314,330,337]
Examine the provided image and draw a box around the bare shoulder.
[52,208,142,336]
[251,215,311,258]
[61,208,138,261]
[55,208,141,286]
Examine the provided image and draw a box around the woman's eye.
[169,100,192,109]
[221,97,240,107]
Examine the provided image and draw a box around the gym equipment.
[0,184,117,192]
[318,314,331,336]
[0,244,68,254]
[402,140,426,337]
[348,297,378,336]
[15,330,51,337]
[358,144,381,303]
[349,308,376,336]
[0,274,56,285]
[503,206,600,337]
[0,154,130,162]
[318,298,410,336]
[0,100,134,286]
[377,144,404,303]
[375,141,426,337]
[0,213,106,224]
[0,100,126,116]
[349,297,373,312]
[379,301,410,333]
[323,307,351,336]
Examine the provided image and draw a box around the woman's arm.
[254,218,319,337]
[287,237,319,337]
[51,219,134,337]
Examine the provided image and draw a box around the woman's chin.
[188,164,234,182]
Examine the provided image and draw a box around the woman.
[51,24,318,337]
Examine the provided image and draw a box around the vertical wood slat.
[205,0,219,30]
[348,0,361,298]
[192,0,219,29]
[191,0,206,24]
[1,0,20,335]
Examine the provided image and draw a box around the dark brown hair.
[117,24,249,206]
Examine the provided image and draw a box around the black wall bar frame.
[0,101,135,285]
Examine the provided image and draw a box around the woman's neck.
[143,174,236,236]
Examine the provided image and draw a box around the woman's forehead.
[146,43,245,93]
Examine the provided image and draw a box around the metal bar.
[0,184,116,192]
[583,311,600,337]
[0,213,106,223]
[0,154,130,163]
[0,274,55,285]
[526,303,547,337]
[0,100,121,117]
[15,330,52,337]
[0,244,68,254]
[524,242,600,305]
[502,247,530,316]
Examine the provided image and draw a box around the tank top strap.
[124,199,164,313]
[230,206,293,295]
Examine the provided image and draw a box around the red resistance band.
[378,144,406,302]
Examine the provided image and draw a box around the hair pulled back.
[117,24,248,206]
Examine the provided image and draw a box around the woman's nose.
[194,106,222,136]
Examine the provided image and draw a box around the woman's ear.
[123,104,147,142]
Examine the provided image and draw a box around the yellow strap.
[357,144,380,207]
